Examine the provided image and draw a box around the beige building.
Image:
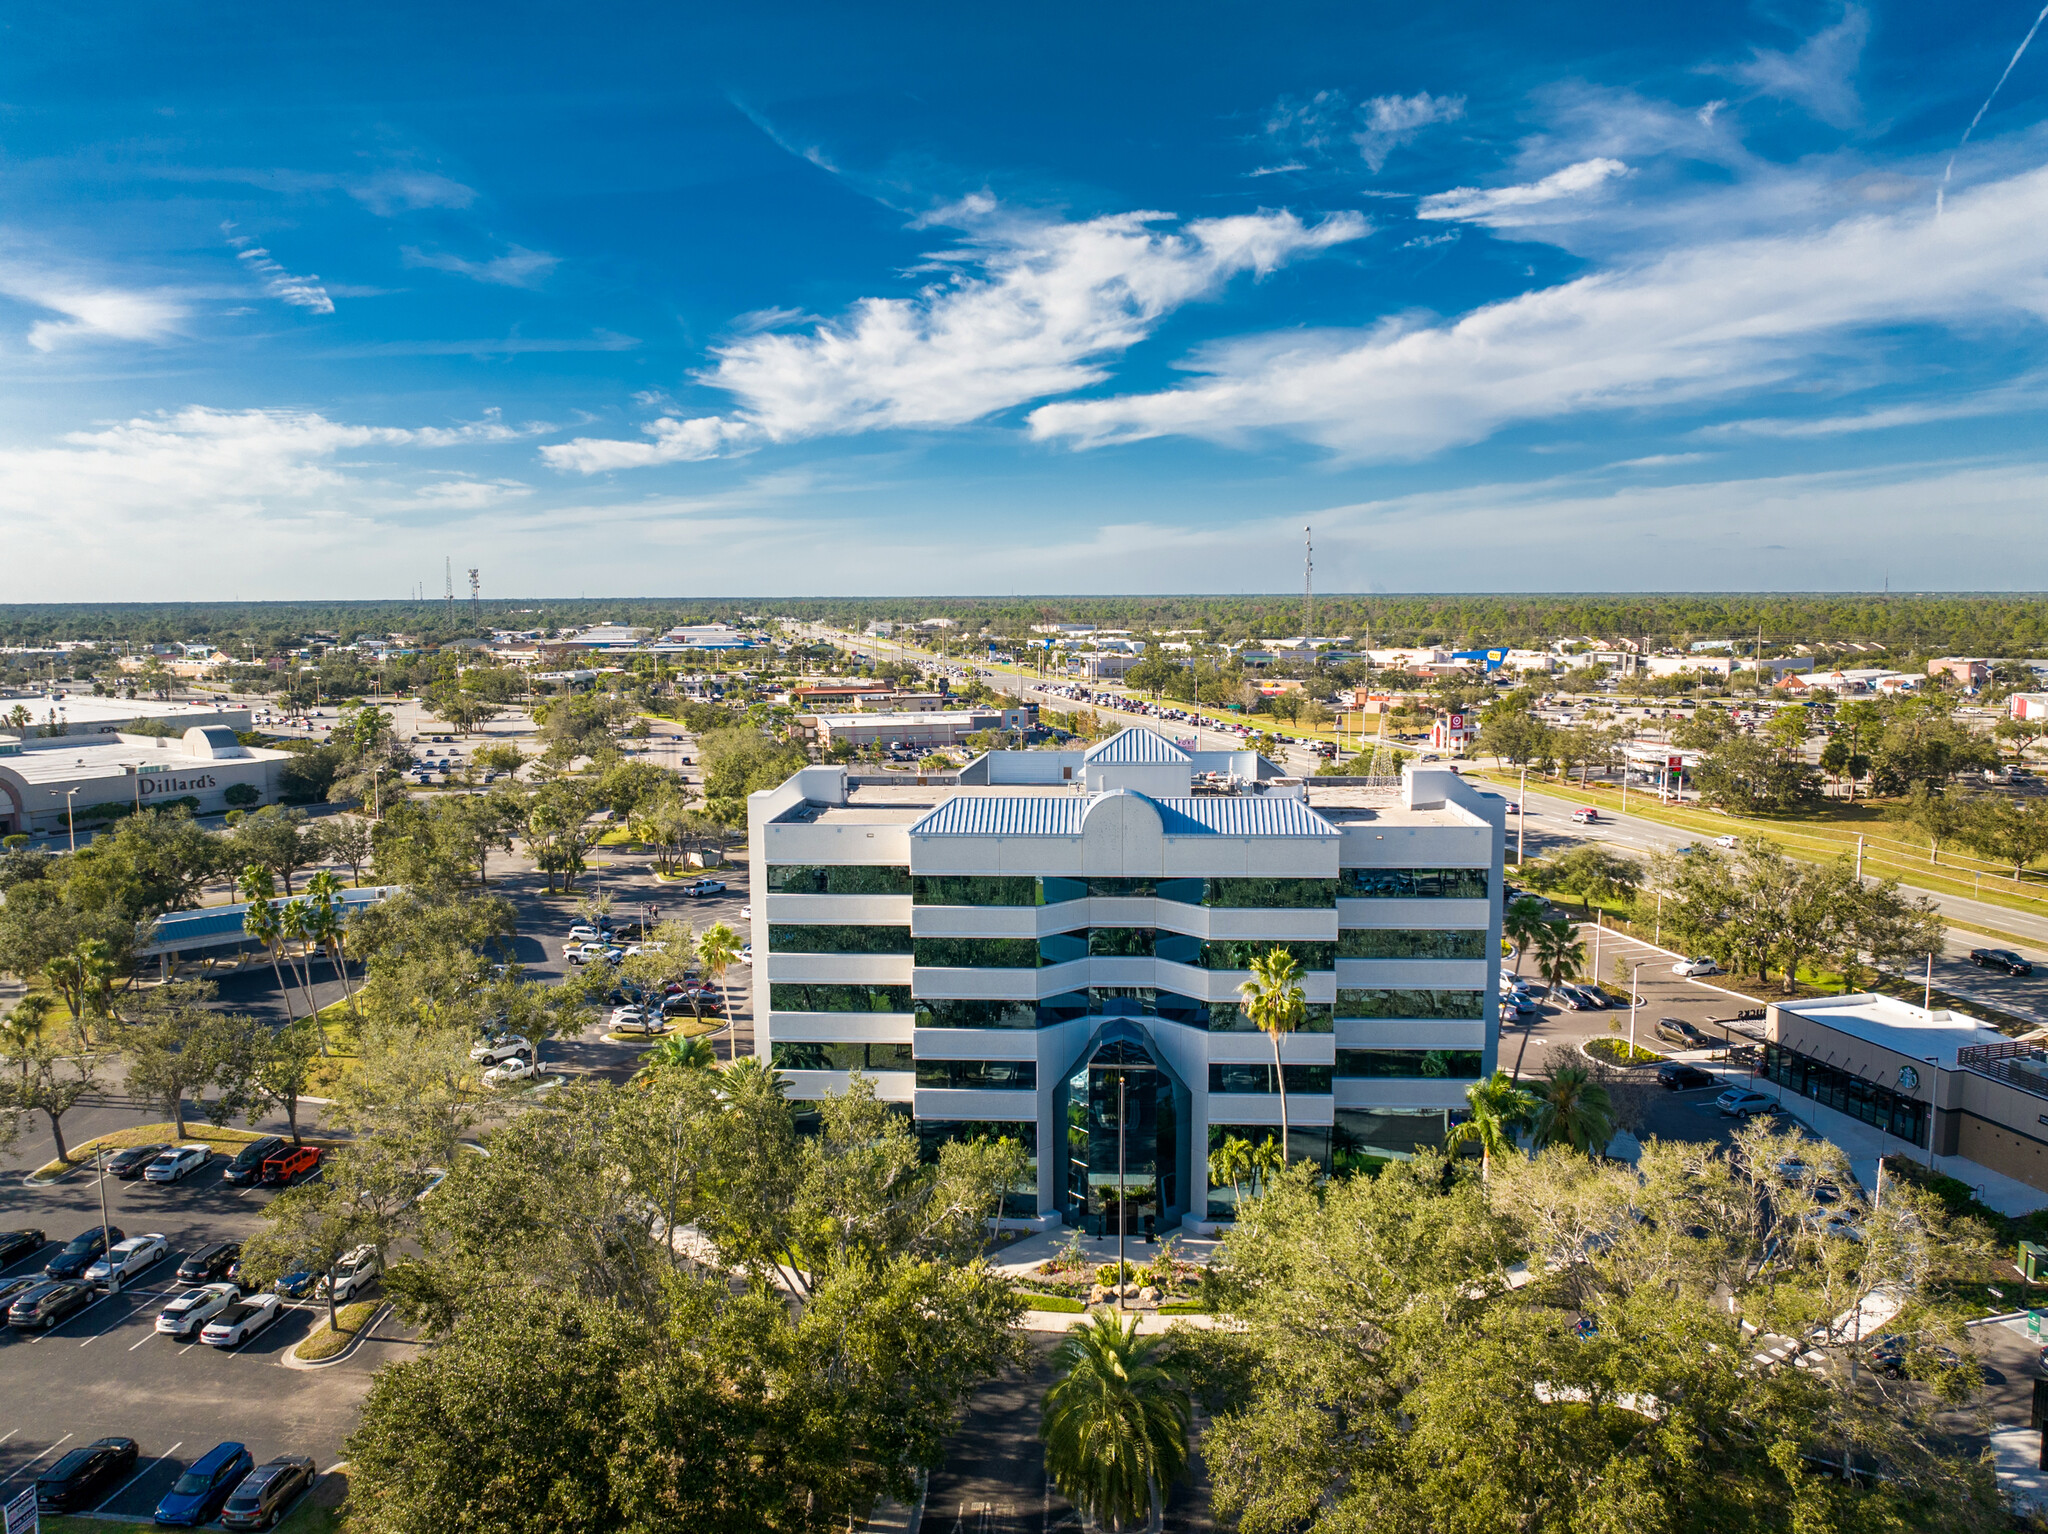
[1764,993,2048,1195]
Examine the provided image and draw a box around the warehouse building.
[810,708,1032,751]
[0,727,294,838]
[748,726,1505,1230]
[0,693,253,737]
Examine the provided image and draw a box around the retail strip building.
[749,726,1506,1229]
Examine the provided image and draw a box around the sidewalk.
[992,1223,1221,1280]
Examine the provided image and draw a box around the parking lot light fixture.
[1628,962,1644,1057]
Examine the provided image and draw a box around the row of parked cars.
[99,1137,323,1188]
[36,1435,316,1528]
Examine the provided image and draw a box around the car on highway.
[1970,948,2035,976]
[222,1136,286,1186]
[316,1243,383,1302]
[201,1293,284,1348]
[0,1228,45,1267]
[1672,957,1723,977]
[84,1233,168,1285]
[1715,1086,1777,1119]
[107,1142,170,1178]
[155,1442,256,1526]
[483,1055,542,1087]
[177,1241,242,1285]
[157,1282,242,1339]
[678,878,726,897]
[36,1436,138,1512]
[1656,1062,1716,1091]
[1653,1017,1708,1050]
[221,1455,319,1531]
[470,1033,533,1064]
[8,1279,94,1330]
[1569,807,1598,824]
[144,1143,213,1183]
[44,1226,123,1280]
[261,1145,323,1186]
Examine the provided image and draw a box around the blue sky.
[3,0,2046,599]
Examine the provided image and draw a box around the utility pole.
[1517,765,1527,865]
[1302,525,1314,665]
[444,558,454,625]
[469,568,480,623]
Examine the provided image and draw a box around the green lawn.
[31,1120,277,1180]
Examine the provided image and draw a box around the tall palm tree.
[1446,1070,1537,1181]
[1532,919,1586,997]
[1503,896,1547,976]
[275,898,324,1024]
[302,871,356,1033]
[239,865,297,1025]
[1237,947,1306,1163]
[1041,1311,1191,1532]
[697,921,743,1059]
[1206,1135,1254,1217]
[1529,1062,1616,1157]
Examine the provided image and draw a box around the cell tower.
[1303,525,1314,662]
[468,567,480,620]
[444,557,454,622]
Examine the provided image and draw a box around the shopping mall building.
[748,726,1506,1229]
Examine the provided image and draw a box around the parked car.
[1672,957,1723,977]
[177,1241,242,1285]
[260,1146,323,1186]
[221,1455,318,1531]
[1715,1087,1777,1119]
[1970,948,2035,976]
[154,1442,256,1526]
[1570,807,1598,824]
[157,1283,242,1339]
[273,1266,319,1300]
[44,1226,123,1280]
[1712,834,1739,849]
[84,1233,168,1286]
[1563,983,1607,1010]
[0,1228,45,1267]
[144,1143,214,1183]
[469,1034,533,1064]
[36,1436,138,1512]
[201,1294,283,1348]
[1653,1017,1708,1050]
[609,1006,653,1032]
[678,878,726,897]
[1656,1062,1716,1091]
[107,1142,170,1178]
[739,944,753,966]
[222,1136,286,1186]
[566,924,614,944]
[8,1279,94,1330]
[1865,1335,1960,1379]
[483,1055,541,1087]
[0,1274,44,1311]
[316,1244,382,1302]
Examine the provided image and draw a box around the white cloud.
[1725,6,1869,128]
[1263,89,1465,171]
[546,203,1367,471]
[1355,92,1467,171]
[350,172,478,216]
[1705,378,2048,438]
[1025,160,2048,459]
[230,243,334,314]
[0,269,187,350]
[1417,158,1631,224]
[401,244,560,288]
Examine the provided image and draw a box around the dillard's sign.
[138,773,219,797]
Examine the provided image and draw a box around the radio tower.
[468,567,480,622]
[443,558,454,623]
[1302,525,1315,664]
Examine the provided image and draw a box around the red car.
[260,1146,323,1186]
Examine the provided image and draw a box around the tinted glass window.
[1336,988,1485,1019]
[915,1058,1038,1090]
[1336,1048,1484,1078]
[1337,928,1489,960]
[766,864,912,895]
[770,1041,915,1072]
[912,875,1040,906]
[1206,1063,1334,1094]
[915,998,1041,1030]
[768,924,912,955]
[769,983,914,1013]
[914,1120,1038,1216]
[912,936,1041,969]
[1201,878,1337,908]
[1196,940,1335,972]
[1338,867,1489,899]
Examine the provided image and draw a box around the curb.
[282,1301,392,1370]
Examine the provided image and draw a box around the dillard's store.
[0,727,292,837]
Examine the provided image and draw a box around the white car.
[1673,957,1723,977]
[1715,1087,1777,1119]
[609,1005,649,1028]
[143,1144,213,1183]
[483,1055,541,1087]
[156,1282,240,1338]
[85,1233,168,1285]
[201,1291,283,1347]
[1712,834,1739,849]
[739,944,753,966]
[567,924,613,944]
[738,906,751,922]
[567,943,623,966]
[469,1034,533,1064]
[317,1244,383,1302]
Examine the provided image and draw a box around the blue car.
[274,1267,318,1300]
[154,1441,253,1527]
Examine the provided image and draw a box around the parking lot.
[0,1147,396,1518]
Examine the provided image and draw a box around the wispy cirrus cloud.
[350,171,478,216]
[543,200,1367,471]
[1263,89,1466,171]
[1723,5,1869,128]
[224,227,334,313]
[401,244,561,288]
[0,268,188,351]
[1417,158,1632,225]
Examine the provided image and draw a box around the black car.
[44,1226,123,1280]
[222,1136,287,1186]
[107,1143,171,1179]
[37,1436,138,1512]
[1970,948,2035,976]
[221,1455,318,1531]
[177,1241,243,1286]
[8,1279,93,1330]
[1656,1062,1716,1091]
[0,1273,44,1312]
[1653,1017,1707,1050]
[0,1228,45,1267]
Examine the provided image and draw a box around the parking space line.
[0,1433,74,1489]
[97,1442,179,1510]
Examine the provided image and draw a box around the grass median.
[294,1297,383,1362]
[29,1121,277,1182]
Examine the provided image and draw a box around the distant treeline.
[0,593,2045,655]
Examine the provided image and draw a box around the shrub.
[224,783,261,808]
[1095,1261,1135,1286]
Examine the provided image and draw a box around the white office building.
[748,726,1506,1230]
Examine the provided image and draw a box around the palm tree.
[302,871,356,1033]
[1445,1070,1537,1181]
[697,921,743,1058]
[1237,948,1307,1163]
[239,865,297,1025]
[1529,1062,1616,1156]
[1206,1135,1254,1217]
[1532,919,1586,998]
[1041,1311,1191,1532]
[632,1033,716,1085]
[1503,896,1547,976]
[275,898,325,1024]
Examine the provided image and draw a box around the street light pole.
[1628,962,1644,1057]
[1516,765,1527,866]
[96,1141,119,1297]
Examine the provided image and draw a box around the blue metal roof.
[908,791,1336,839]
[1082,727,1191,765]
[139,886,402,953]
